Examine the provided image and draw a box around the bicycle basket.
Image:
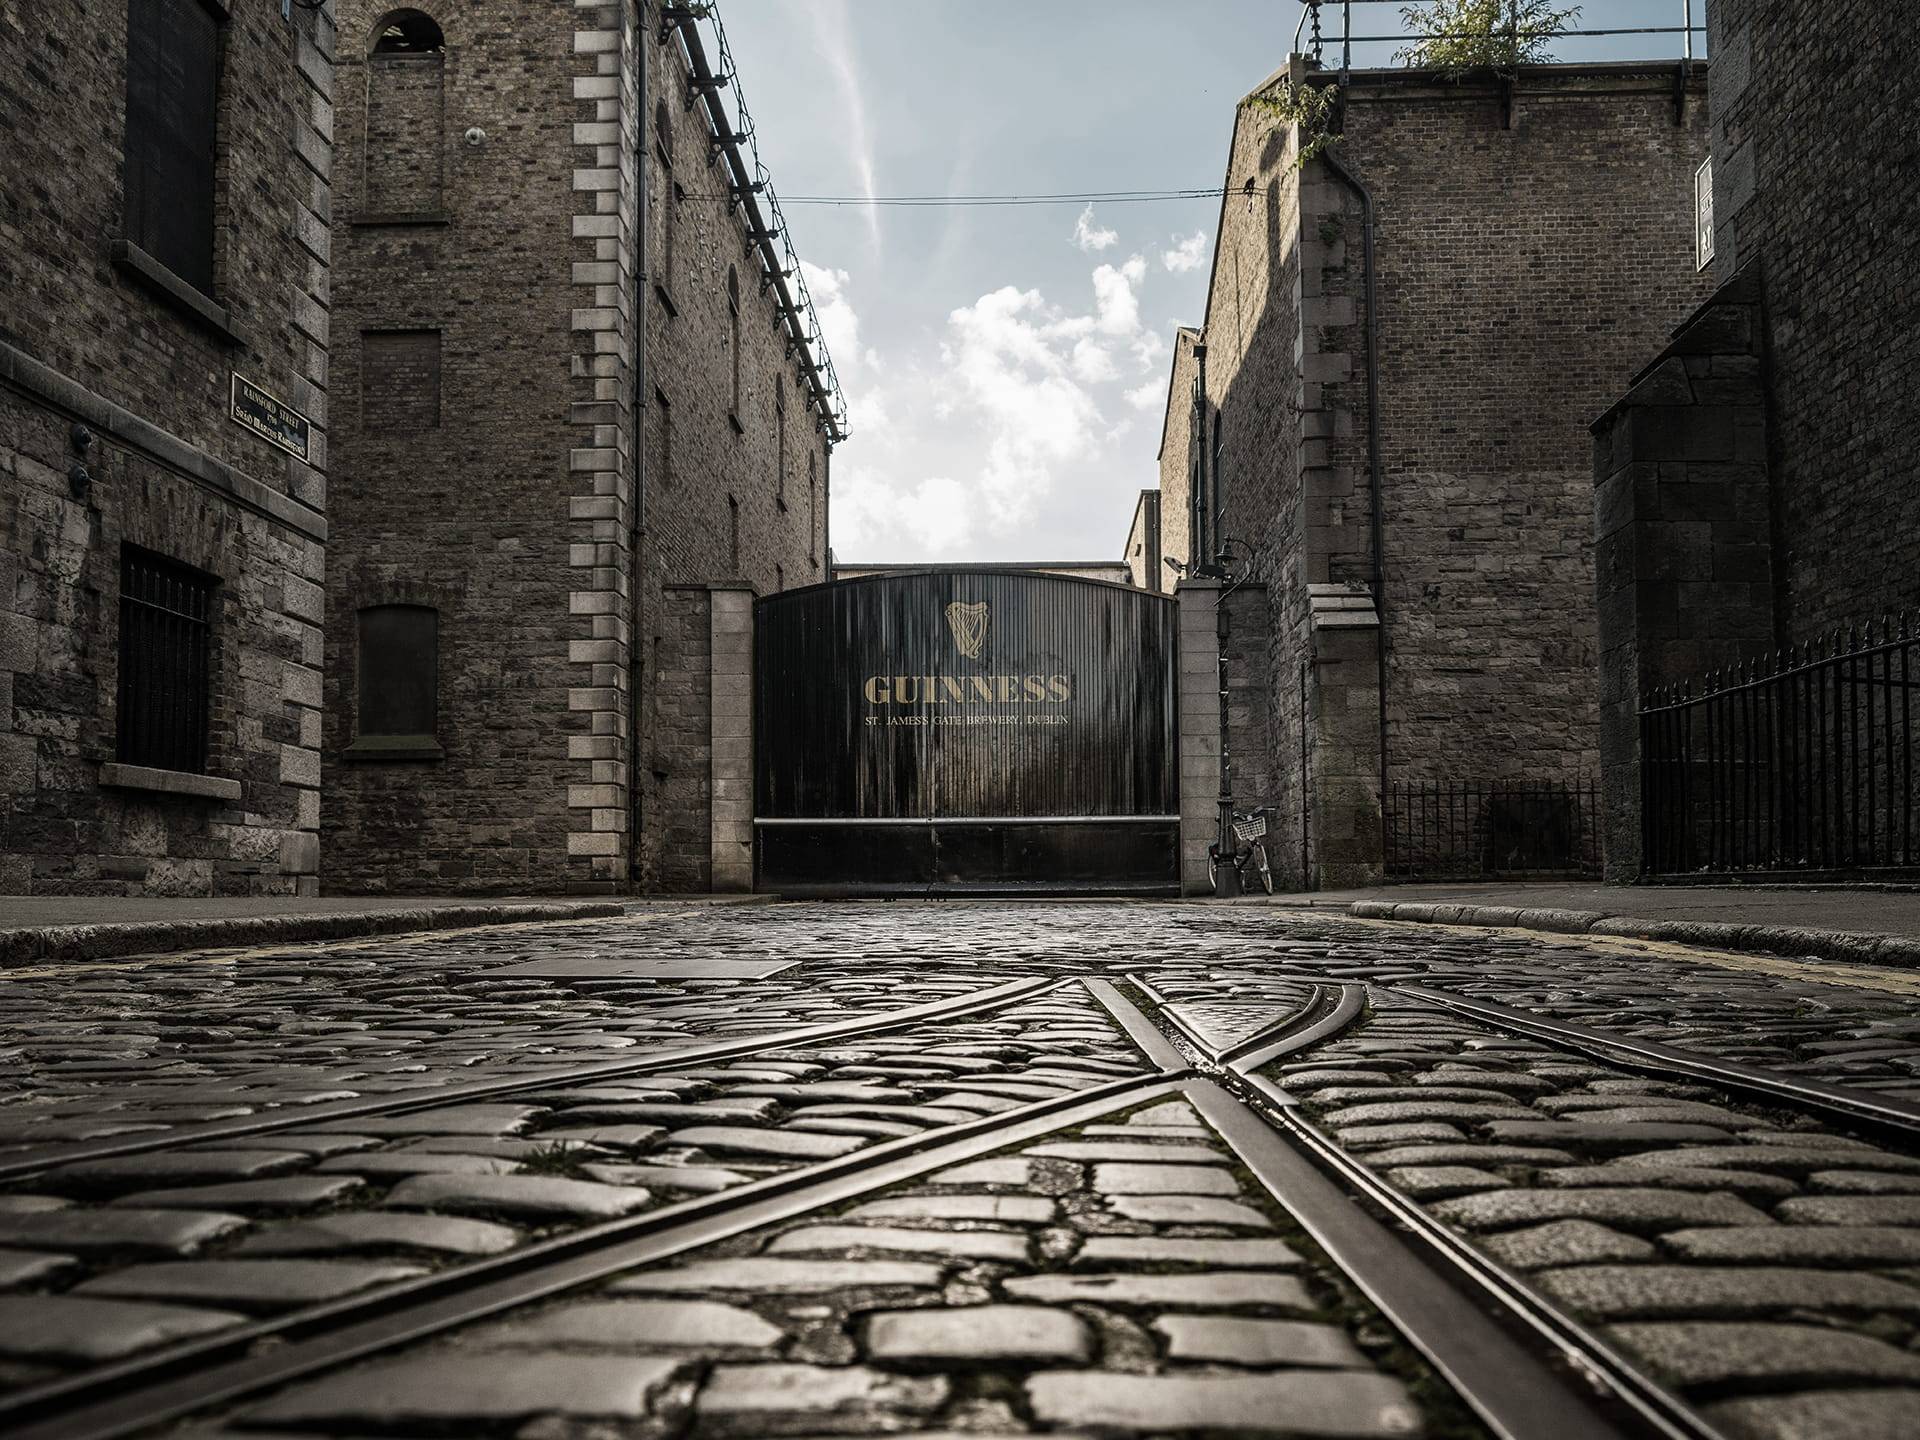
[1231,814,1267,843]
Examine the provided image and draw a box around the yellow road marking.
[1274,908,1920,1000]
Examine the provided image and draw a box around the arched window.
[366,10,446,217]
[355,604,438,745]
[774,373,787,509]
[654,98,676,300]
[807,451,818,566]
[372,10,444,52]
[726,266,742,419]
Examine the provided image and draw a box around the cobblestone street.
[1,902,1919,1438]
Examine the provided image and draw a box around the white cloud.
[1072,203,1119,252]
[824,248,1169,559]
[805,1,880,250]
[1071,338,1119,384]
[1092,254,1147,336]
[799,260,874,378]
[1162,229,1209,273]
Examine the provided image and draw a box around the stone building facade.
[1592,0,1916,878]
[1158,59,1712,887]
[323,1,838,894]
[1123,491,1161,591]
[1,1,335,896]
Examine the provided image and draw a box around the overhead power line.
[682,188,1231,208]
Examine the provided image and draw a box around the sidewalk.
[1268,881,1920,967]
[0,894,629,968]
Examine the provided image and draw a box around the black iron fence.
[1385,779,1600,881]
[1641,623,1920,878]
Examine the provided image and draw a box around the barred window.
[124,0,221,296]
[117,548,217,774]
[357,605,439,740]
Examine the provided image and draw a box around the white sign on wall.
[1695,157,1715,271]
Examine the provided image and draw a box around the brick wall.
[324,1,833,894]
[1705,0,1917,641]
[0,1,333,897]
[324,0,583,894]
[1337,66,1714,788]
[1188,62,1712,885]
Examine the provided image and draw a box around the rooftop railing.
[1292,1,1708,72]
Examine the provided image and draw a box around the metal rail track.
[0,973,1061,1183]
[17,969,1840,1440]
[1089,978,1721,1440]
[2,1066,1191,1440]
[1392,982,1920,1145]
[5,971,1671,1440]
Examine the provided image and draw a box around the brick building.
[323,1,841,895]
[1593,0,1916,877]
[1148,57,1712,887]
[1,1,336,896]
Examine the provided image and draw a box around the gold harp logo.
[944,601,989,660]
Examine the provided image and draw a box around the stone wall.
[323,1,833,894]
[1154,330,1201,586]
[1124,491,1161,592]
[1705,0,1917,641]
[1591,271,1773,879]
[0,1,333,897]
[1186,61,1712,886]
[646,585,713,892]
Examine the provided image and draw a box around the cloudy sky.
[718,1,1701,564]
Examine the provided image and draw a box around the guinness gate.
[754,570,1180,892]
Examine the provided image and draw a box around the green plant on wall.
[1247,78,1342,169]
[1396,0,1581,74]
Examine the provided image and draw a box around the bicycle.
[1208,809,1274,895]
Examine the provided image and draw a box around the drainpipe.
[1192,341,1209,568]
[1320,143,1391,877]
[627,19,651,889]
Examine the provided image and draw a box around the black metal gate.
[754,570,1179,892]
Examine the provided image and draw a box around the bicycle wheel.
[1206,845,1223,895]
[1251,840,1274,895]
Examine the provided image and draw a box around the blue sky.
[717,1,1703,563]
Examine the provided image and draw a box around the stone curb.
[0,901,628,969]
[1344,900,1920,968]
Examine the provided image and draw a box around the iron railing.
[117,548,216,774]
[1292,0,1706,68]
[1640,622,1920,878]
[1385,779,1600,881]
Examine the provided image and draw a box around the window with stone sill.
[123,0,223,302]
[353,604,440,757]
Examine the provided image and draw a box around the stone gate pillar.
[1175,579,1223,895]
[708,585,755,892]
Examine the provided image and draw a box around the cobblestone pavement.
[5,901,1920,1438]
